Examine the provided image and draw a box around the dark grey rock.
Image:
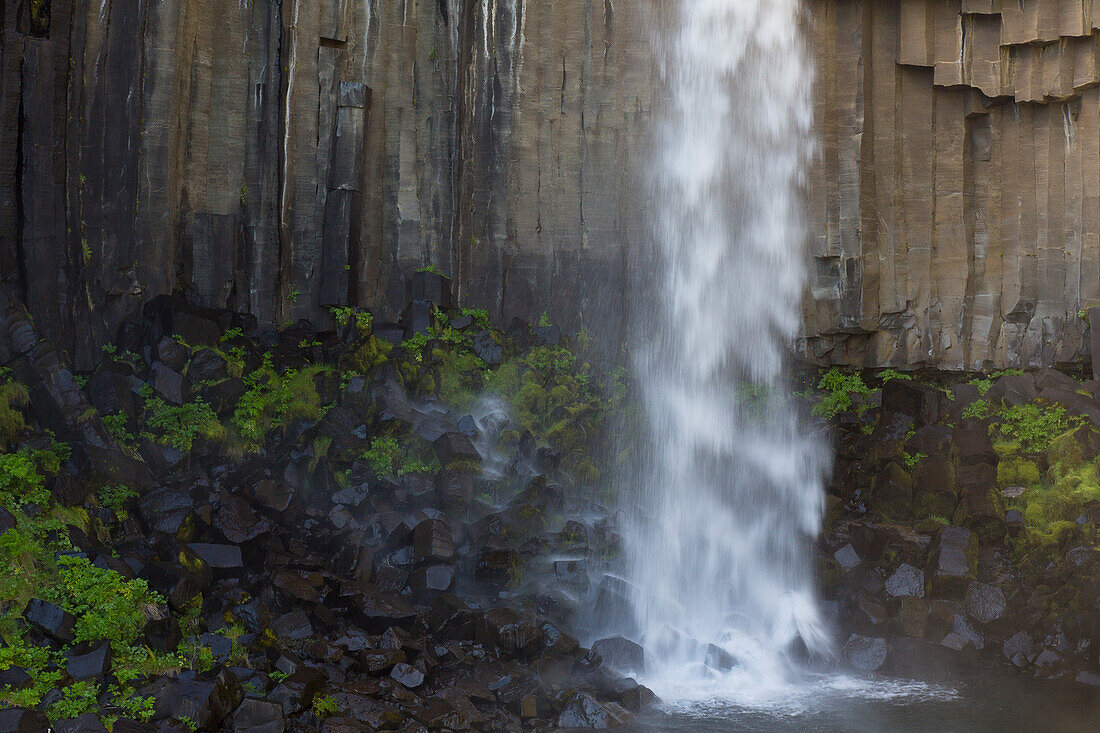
[137,486,195,535]
[554,558,589,591]
[413,518,454,564]
[66,641,112,680]
[232,697,286,733]
[150,362,188,404]
[557,693,633,728]
[592,636,645,674]
[187,348,229,384]
[833,543,860,569]
[965,582,1006,624]
[927,526,977,597]
[433,431,480,465]
[0,709,48,733]
[25,598,75,642]
[0,666,31,691]
[1003,631,1033,667]
[52,714,108,733]
[472,331,503,365]
[199,632,233,663]
[410,564,455,596]
[145,668,243,730]
[213,496,272,544]
[390,662,425,688]
[272,610,313,641]
[188,542,243,568]
[842,634,888,672]
[704,643,736,671]
[884,563,925,598]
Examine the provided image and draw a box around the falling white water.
[621,0,831,699]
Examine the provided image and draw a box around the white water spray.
[621,0,830,698]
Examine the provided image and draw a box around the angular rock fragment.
[65,642,112,680]
[557,693,634,728]
[842,634,888,672]
[389,662,425,689]
[965,582,1006,624]
[884,564,925,598]
[188,542,244,568]
[592,636,645,674]
[25,598,75,642]
[232,698,286,733]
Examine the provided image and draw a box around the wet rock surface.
[821,367,1100,685]
[0,288,648,730]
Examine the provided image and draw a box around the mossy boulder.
[911,455,956,519]
[997,456,1041,488]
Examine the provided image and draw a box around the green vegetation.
[460,307,491,330]
[1008,427,1100,547]
[329,306,373,333]
[903,451,926,472]
[0,412,179,720]
[144,396,226,452]
[961,399,990,420]
[0,380,29,449]
[102,411,135,446]
[992,402,1085,454]
[810,368,872,420]
[97,484,138,514]
[363,435,439,478]
[313,694,339,717]
[877,368,913,383]
[230,359,325,450]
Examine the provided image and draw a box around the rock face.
[0,0,653,369]
[805,0,1100,370]
[5,0,1100,371]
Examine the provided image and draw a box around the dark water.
[624,671,1100,733]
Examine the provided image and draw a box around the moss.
[997,457,1041,487]
[1047,428,1087,469]
[0,382,28,448]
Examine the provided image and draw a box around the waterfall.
[620,0,831,698]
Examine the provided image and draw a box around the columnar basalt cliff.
[806,0,1100,371]
[4,0,1100,371]
[0,0,654,368]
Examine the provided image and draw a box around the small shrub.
[312,694,339,718]
[363,435,439,478]
[53,555,162,647]
[903,452,926,472]
[145,397,225,452]
[961,399,990,420]
[97,484,138,512]
[811,368,871,420]
[994,402,1084,454]
[102,412,134,445]
[230,360,324,450]
[47,679,98,721]
[0,381,29,447]
[877,368,912,383]
[460,308,490,330]
[969,377,993,396]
